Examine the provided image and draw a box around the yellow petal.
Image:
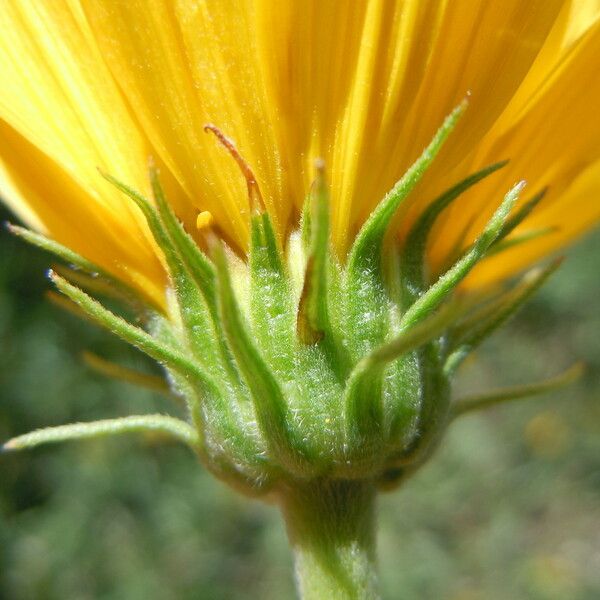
[428,18,600,286]
[466,160,600,288]
[0,0,169,300]
[0,120,166,306]
[0,0,598,301]
[80,0,291,251]
[254,0,564,253]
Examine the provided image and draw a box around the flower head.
[3,4,599,595]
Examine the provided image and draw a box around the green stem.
[280,479,379,600]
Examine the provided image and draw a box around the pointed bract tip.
[2,440,17,453]
[47,268,57,281]
[313,159,327,189]
[97,167,122,189]
[147,158,162,191]
[446,97,469,123]
[5,222,26,236]
[458,93,471,112]
[96,166,109,179]
[515,180,527,193]
[311,159,329,198]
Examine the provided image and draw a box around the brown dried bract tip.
[314,158,328,190]
[309,158,327,203]
[204,124,265,214]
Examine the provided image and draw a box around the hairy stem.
[280,479,379,600]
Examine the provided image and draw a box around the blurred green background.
[1,204,598,600]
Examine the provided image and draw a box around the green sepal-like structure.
[5,102,585,600]
[4,102,578,498]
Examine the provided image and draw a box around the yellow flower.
[5,8,598,595]
[1,1,599,306]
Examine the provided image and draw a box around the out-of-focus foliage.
[1,205,598,600]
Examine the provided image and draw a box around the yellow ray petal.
[254,0,563,254]
[0,120,166,307]
[81,0,292,252]
[0,0,598,302]
[485,0,600,130]
[427,18,600,284]
[0,2,148,210]
[465,160,600,288]
[0,0,171,299]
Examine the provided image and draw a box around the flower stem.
[280,479,379,600]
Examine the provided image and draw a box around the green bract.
[5,104,585,600]
[5,103,578,498]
